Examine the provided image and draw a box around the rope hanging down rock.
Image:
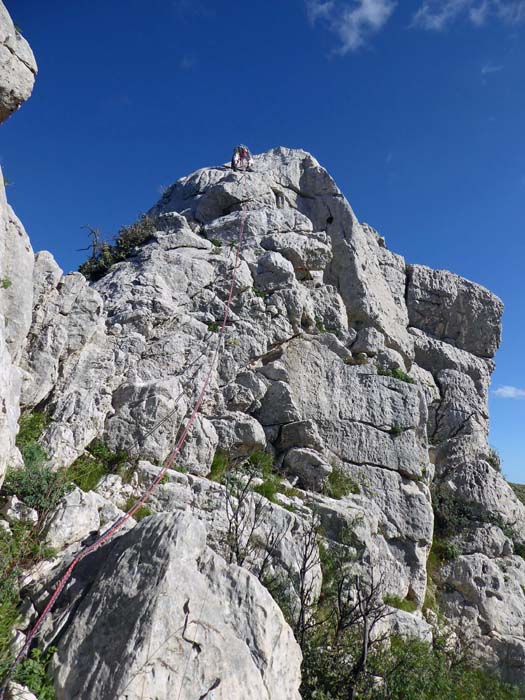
[0,184,250,699]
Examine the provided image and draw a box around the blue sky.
[2,0,524,481]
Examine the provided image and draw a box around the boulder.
[0,2,37,123]
[52,512,302,700]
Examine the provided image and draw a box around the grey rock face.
[1,494,38,525]
[0,202,34,361]
[406,265,503,359]
[4,145,521,685]
[44,487,129,550]
[0,167,34,485]
[284,447,333,491]
[0,2,37,124]
[52,512,302,700]
[5,683,38,700]
[439,552,525,683]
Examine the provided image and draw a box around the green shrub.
[323,466,360,499]
[66,454,108,493]
[384,594,418,612]
[513,542,525,559]
[433,490,499,539]
[247,450,274,475]
[79,215,156,281]
[208,321,220,333]
[66,439,129,492]
[486,447,502,471]
[0,523,56,676]
[301,626,522,700]
[370,636,522,700]
[315,318,326,333]
[3,462,69,519]
[123,496,152,521]
[377,366,415,384]
[12,646,57,700]
[253,474,281,503]
[430,538,461,564]
[510,483,525,506]
[248,451,281,503]
[209,450,230,482]
[0,277,11,290]
[16,411,50,453]
[279,485,302,498]
[389,425,404,436]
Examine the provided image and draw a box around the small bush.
[0,277,11,290]
[209,450,230,482]
[511,483,525,506]
[315,318,326,333]
[323,466,360,499]
[384,594,418,612]
[513,542,525,559]
[123,496,152,521]
[433,490,501,539]
[247,450,274,475]
[389,425,404,436]
[0,523,56,675]
[3,462,69,519]
[79,215,156,281]
[248,451,281,503]
[427,538,460,597]
[279,485,302,499]
[67,439,129,492]
[486,447,501,471]
[16,411,50,453]
[66,455,108,492]
[208,321,220,333]
[12,646,57,700]
[377,366,415,384]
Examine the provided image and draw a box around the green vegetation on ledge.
[377,366,415,384]
[66,439,130,492]
[78,215,156,281]
[323,465,360,499]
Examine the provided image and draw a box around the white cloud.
[413,0,470,30]
[493,385,525,399]
[307,0,336,22]
[306,0,397,53]
[413,0,525,30]
[481,61,503,73]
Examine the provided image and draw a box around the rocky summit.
[1,3,525,699]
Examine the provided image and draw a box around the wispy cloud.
[172,0,214,19]
[306,0,397,53]
[494,385,525,399]
[180,54,197,70]
[481,61,503,73]
[413,1,525,30]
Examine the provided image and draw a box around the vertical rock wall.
[0,0,36,486]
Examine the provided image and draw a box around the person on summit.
[231,144,254,172]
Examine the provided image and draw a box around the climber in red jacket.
[231,145,254,172]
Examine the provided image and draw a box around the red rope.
[0,202,248,698]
